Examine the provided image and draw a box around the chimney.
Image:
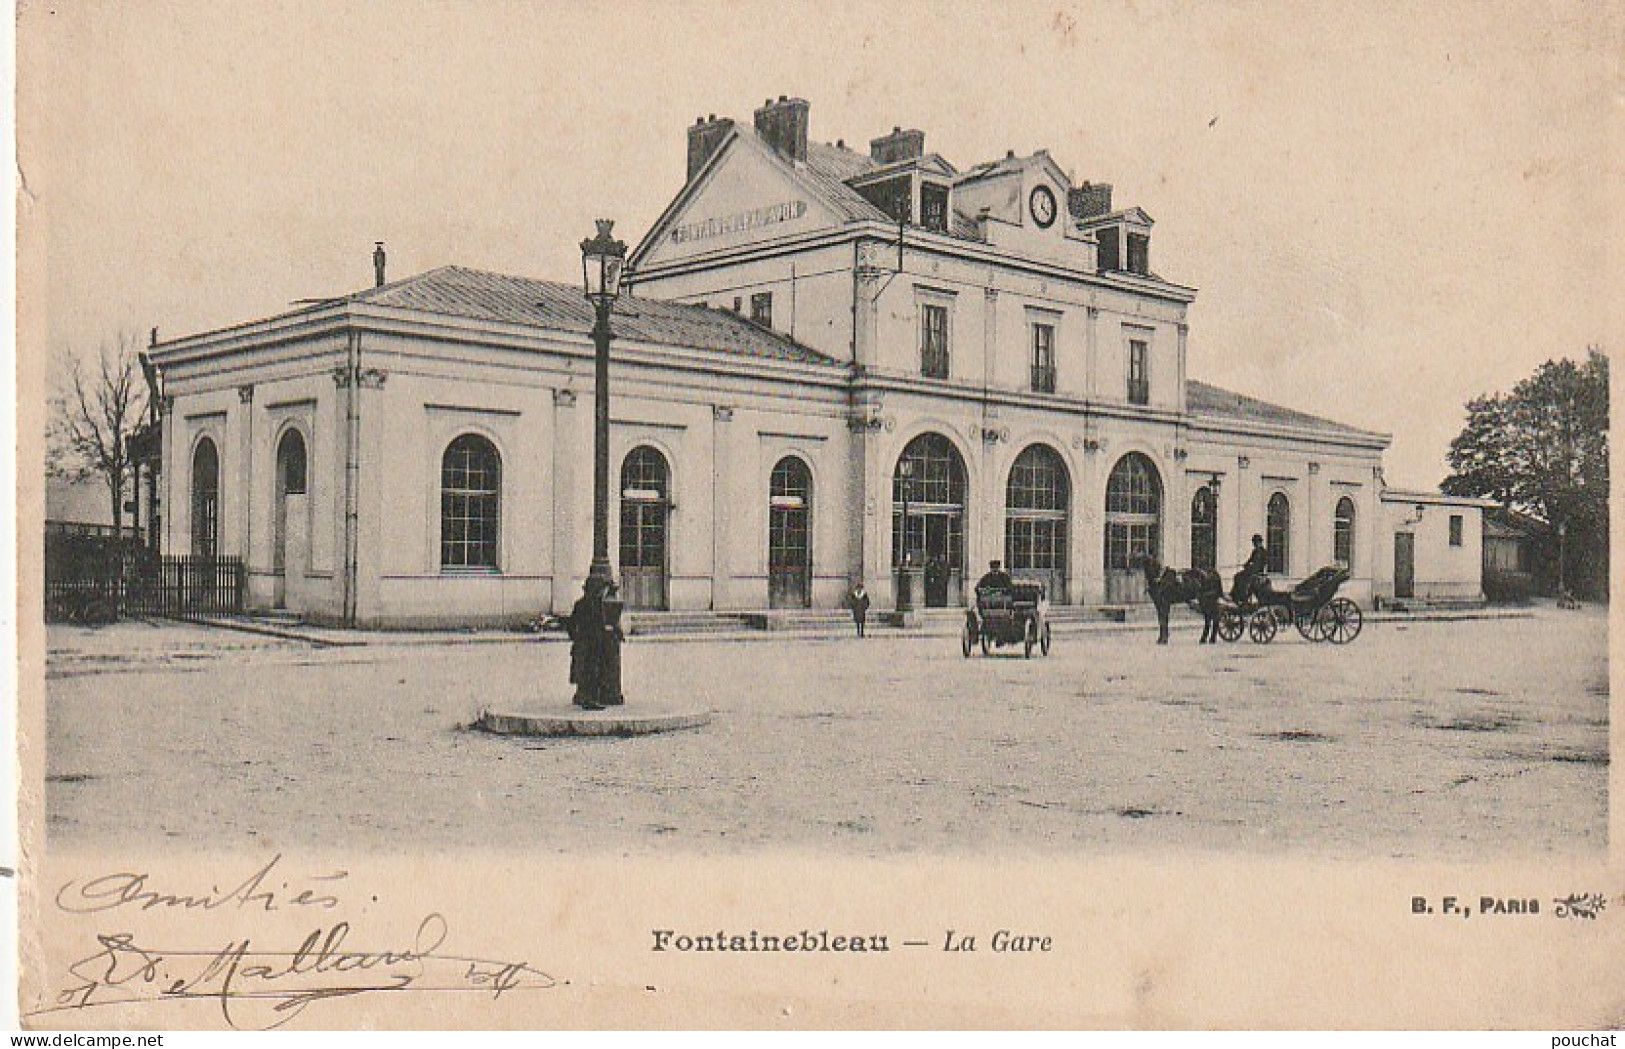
[686,113,734,181]
[1068,181,1113,220]
[869,126,925,166]
[753,96,810,163]
[373,242,387,287]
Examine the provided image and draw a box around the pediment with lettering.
[633,134,844,270]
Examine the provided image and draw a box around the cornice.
[627,219,1198,305]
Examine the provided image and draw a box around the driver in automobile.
[976,559,1014,592]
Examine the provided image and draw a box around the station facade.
[147,97,1485,626]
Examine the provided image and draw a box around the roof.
[1186,379,1381,439]
[797,141,892,223]
[805,140,877,182]
[1381,488,1497,508]
[355,265,839,365]
[1484,506,1546,538]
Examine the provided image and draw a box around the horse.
[1137,555,1225,644]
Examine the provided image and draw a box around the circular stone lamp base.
[476,705,711,737]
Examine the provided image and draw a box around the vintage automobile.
[963,579,1052,658]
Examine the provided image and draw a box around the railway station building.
[146,97,1487,626]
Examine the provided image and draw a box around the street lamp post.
[577,219,628,708]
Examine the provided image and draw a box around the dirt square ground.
[43,607,1608,858]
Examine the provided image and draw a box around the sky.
[18,0,1619,489]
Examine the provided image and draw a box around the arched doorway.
[191,437,219,559]
[768,456,812,608]
[1190,484,1217,572]
[1006,444,1069,602]
[273,429,308,607]
[893,433,966,607]
[1104,452,1162,604]
[1267,491,1291,575]
[1333,496,1356,570]
[619,446,670,610]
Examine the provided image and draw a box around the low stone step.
[1048,606,1129,623]
[247,610,305,626]
[625,612,751,636]
[1378,597,1487,613]
[738,610,854,631]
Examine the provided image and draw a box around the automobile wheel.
[1040,622,1052,656]
[962,626,973,658]
[1024,621,1035,659]
[980,633,992,656]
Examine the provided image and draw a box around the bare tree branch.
[47,331,151,534]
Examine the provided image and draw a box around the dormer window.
[1097,227,1120,271]
[856,175,912,223]
[920,182,949,232]
[1083,208,1154,276]
[1127,233,1150,276]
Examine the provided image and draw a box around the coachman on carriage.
[1217,565,1363,644]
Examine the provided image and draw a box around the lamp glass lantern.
[580,219,628,307]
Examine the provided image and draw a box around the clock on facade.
[1029,185,1057,228]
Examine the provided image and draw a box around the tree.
[1443,348,1610,597]
[47,332,151,536]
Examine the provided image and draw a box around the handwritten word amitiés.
[56,855,347,916]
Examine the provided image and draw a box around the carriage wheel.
[1319,598,1363,644]
[1217,609,1245,643]
[1294,611,1323,642]
[980,632,992,656]
[961,624,974,658]
[1040,622,1052,656]
[1248,609,1278,644]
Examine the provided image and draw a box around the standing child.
[846,580,871,637]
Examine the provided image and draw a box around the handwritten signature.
[40,856,558,1029]
[32,913,557,1029]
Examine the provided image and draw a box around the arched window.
[190,437,220,559]
[1006,444,1069,600]
[1266,492,1291,575]
[276,429,307,497]
[892,433,966,569]
[1105,453,1162,603]
[441,434,501,569]
[768,456,813,608]
[1334,496,1356,569]
[892,433,968,607]
[1190,484,1217,572]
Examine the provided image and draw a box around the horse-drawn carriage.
[1216,565,1363,644]
[963,580,1052,658]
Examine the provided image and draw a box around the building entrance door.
[893,433,967,608]
[1104,453,1162,604]
[1394,532,1415,599]
[273,429,307,609]
[768,456,812,609]
[1006,443,1070,603]
[920,512,962,607]
[619,447,670,611]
